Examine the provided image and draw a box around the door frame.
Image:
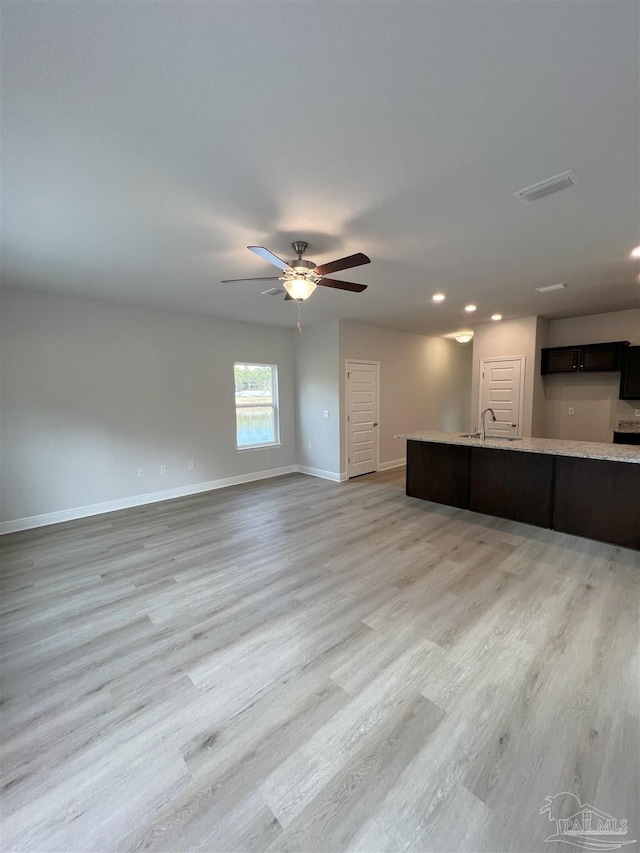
[345,359,380,479]
[478,355,526,436]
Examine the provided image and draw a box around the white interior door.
[346,360,379,478]
[478,356,525,437]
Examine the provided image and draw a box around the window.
[234,363,280,449]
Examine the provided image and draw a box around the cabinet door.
[468,447,554,528]
[613,432,640,446]
[542,348,579,374]
[579,344,622,372]
[553,456,640,549]
[620,346,640,400]
[406,441,469,509]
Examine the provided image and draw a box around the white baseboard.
[378,457,406,472]
[0,462,386,534]
[0,465,298,535]
[296,465,343,482]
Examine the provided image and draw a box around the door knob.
[511,423,517,428]
[373,422,378,427]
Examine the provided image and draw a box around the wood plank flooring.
[1,469,638,852]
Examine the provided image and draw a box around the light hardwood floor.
[1,469,638,853]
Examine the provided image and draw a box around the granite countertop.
[615,420,640,433]
[395,430,640,464]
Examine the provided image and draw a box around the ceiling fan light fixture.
[224,242,369,311]
[283,278,317,301]
[454,332,474,343]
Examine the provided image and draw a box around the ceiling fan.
[222,241,370,303]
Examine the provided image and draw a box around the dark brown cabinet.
[553,456,640,550]
[405,440,639,550]
[542,348,579,374]
[613,432,640,446]
[541,341,628,375]
[619,346,640,400]
[406,440,469,508]
[468,447,554,528]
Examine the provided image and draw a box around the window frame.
[233,362,281,451]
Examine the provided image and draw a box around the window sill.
[236,442,282,452]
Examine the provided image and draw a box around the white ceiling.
[2,1,639,337]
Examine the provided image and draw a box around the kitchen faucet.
[480,407,497,442]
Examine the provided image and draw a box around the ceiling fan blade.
[314,252,370,276]
[248,246,294,272]
[317,278,367,293]
[221,276,282,283]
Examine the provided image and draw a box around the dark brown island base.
[398,432,640,551]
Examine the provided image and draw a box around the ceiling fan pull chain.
[297,300,302,332]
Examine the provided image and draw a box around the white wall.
[1,288,297,527]
[471,309,640,442]
[339,321,472,476]
[546,308,640,348]
[543,308,640,442]
[471,315,547,437]
[294,321,341,478]
[0,290,484,528]
[532,316,550,437]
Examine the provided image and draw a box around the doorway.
[478,356,525,437]
[345,360,380,478]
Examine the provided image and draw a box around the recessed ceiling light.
[432,293,445,302]
[631,245,640,258]
[535,282,566,293]
[465,304,477,312]
[454,332,474,343]
[491,313,502,321]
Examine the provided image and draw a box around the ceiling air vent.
[514,170,579,204]
[261,287,285,296]
[535,282,566,293]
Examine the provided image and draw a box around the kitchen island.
[396,431,640,550]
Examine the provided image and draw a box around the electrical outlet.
[568,407,574,415]
[307,441,312,449]
[160,464,167,475]
[187,459,194,470]
[137,468,144,478]
[323,410,329,418]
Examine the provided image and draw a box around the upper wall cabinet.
[541,341,629,375]
[620,346,640,400]
[542,347,579,374]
